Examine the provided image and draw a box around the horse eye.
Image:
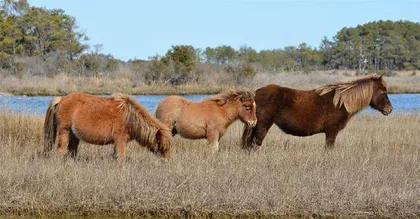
[245,106,251,111]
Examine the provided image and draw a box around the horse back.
[58,92,119,117]
[255,84,318,115]
[255,84,349,136]
[55,92,124,144]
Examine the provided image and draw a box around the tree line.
[177,19,420,73]
[0,0,419,85]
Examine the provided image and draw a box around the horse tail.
[43,97,61,153]
[241,123,254,149]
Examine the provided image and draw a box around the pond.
[1,94,420,115]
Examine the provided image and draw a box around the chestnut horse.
[242,75,393,150]
[155,90,257,152]
[44,92,172,162]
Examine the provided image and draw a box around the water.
[0,94,207,115]
[0,94,419,115]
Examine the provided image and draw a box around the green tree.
[238,45,260,63]
[20,7,87,59]
[163,45,198,72]
[0,15,23,56]
[0,0,28,17]
[157,45,200,84]
[203,47,216,64]
[214,45,236,64]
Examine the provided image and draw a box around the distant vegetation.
[0,0,419,87]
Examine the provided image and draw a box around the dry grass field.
[0,109,419,218]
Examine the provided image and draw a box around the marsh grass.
[1,72,420,96]
[0,109,419,217]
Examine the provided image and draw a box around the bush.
[377,70,397,77]
[224,62,257,84]
[11,61,26,77]
[0,52,13,69]
[145,56,173,84]
[355,69,368,76]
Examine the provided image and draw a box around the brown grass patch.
[1,72,420,96]
[0,109,419,217]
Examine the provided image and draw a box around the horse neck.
[220,102,240,126]
[125,111,156,149]
[133,131,151,146]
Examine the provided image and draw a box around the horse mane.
[206,89,255,106]
[111,93,172,151]
[315,75,385,114]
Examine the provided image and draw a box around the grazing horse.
[242,75,393,150]
[155,90,257,152]
[43,92,172,162]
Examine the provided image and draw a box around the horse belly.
[175,118,207,139]
[276,117,322,136]
[71,118,116,145]
[178,130,206,139]
[176,125,206,139]
[277,124,316,136]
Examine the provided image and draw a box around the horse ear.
[216,99,227,106]
[246,91,254,98]
[240,96,249,102]
[379,75,383,80]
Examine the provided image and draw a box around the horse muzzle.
[247,120,257,127]
[382,107,392,116]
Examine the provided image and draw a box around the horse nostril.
[383,107,392,115]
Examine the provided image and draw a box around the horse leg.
[57,128,70,156]
[114,136,128,165]
[325,131,338,149]
[252,120,274,149]
[171,126,178,136]
[68,131,80,159]
[112,146,118,159]
[207,131,220,153]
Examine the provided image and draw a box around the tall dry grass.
[0,109,419,217]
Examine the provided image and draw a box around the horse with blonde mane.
[242,75,393,150]
[44,92,172,162]
[155,89,257,152]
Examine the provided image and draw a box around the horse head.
[152,129,172,161]
[370,75,393,115]
[237,93,257,128]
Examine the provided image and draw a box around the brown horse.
[155,90,257,152]
[44,92,172,162]
[242,75,393,150]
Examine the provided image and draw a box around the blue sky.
[29,0,419,61]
